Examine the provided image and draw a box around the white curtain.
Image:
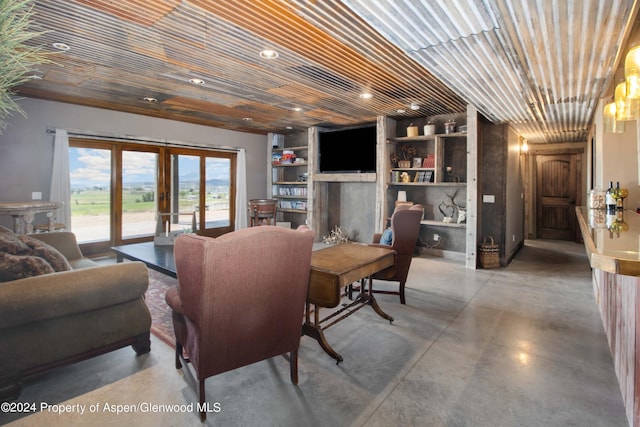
[50,129,71,228]
[234,148,247,229]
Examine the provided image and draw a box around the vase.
[398,160,411,168]
[406,126,418,137]
[424,123,435,135]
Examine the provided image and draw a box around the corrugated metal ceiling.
[16,0,640,142]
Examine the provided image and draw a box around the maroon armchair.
[368,204,424,304]
[165,226,315,421]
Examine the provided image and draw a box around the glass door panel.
[170,154,200,233]
[68,146,112,243]
[205,156,231,228]
[121,150,158,239]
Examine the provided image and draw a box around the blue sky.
[69,148,230,187]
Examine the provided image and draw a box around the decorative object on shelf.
[322,225,352,244]
[280,150,296,164]
[297,173,308,182]
[400,172,410,182]
[422,154,435,168]
[412,157,422,168]
[406,123,418,137]
[400,144,417,162]
[446,166,453,181]
[438,189,465,224]
[444,120,456,134]
[458,125,468,133]
[424,121,435,136]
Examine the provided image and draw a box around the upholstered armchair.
[165,225,315,421]
[368,204,424,304]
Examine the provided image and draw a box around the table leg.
[357,277,394,323]
[302,304,344,364]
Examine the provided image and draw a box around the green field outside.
[70,189,229,216]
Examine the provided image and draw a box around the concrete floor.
[0,240,628,426]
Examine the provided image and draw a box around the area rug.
[145,269,177,349]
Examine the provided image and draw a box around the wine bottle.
[606,181,616,212]
[616,182,624,210]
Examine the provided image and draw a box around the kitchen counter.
[575,206,640,276]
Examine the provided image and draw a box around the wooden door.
[536,154,579,240]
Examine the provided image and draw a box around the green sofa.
[0,228,151,400]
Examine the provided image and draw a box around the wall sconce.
[521,138,528,153]
[603,100,625,133]
[625,45,640,99]
[615,81,640,120]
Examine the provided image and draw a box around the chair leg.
[290,349,299,385]
[399,281,406,305]
[175,342,183,369]
[199,379,206,421]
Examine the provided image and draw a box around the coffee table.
[111,241,176,278]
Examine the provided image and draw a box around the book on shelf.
[422,154,435,168]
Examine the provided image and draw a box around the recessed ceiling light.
[52,42,70,51]
[359,92,373,99]
[292,107,302,112]
[259,49,279,59]
[189,78,205,85]
[242,117,253,121]
[397,109,406,113]
[143,97,158,103]
[410,102,420,110]
[286,126,293,130]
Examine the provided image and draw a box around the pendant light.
[625,45,640,99]
[615,81,640,120]
[603,101,625,133]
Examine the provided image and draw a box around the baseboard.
[417,247,466,263]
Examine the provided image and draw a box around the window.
[69,139,236,254]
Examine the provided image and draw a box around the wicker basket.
[479,236,500,268]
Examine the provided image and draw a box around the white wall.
[0,98,268,228]
[504,126,524,258]
[595,98,640,211]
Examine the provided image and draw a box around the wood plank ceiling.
[16,0,639,143]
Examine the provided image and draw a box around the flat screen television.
[318,125,377,173]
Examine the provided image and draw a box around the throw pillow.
[18,235,72,272]
[380,227,393,245]
[0,252,55,282]
[0,232,31,255]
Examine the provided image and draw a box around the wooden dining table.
[303,242,396,363]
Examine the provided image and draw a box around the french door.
[69,139,235,255]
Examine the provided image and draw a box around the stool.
[248,199,277,227]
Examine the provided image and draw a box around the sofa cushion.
[18,235,72,272]
[0,252,55,282]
